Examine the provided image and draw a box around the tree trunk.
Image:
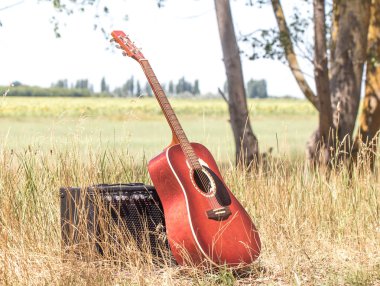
[214,0,259,167]
[329,0,340,65]
[356,0,380,168]
[330,0,371,149]
[271,0,319,110]
[310,0,333,164]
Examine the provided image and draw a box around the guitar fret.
[140,60,200,169]
[189,156,198,162]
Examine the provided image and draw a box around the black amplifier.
[60,183,171,260]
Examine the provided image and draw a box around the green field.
[0,97,317,160]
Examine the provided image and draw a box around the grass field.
[0,97,379,285]
[0,97,317,160]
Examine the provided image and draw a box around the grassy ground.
[0,147,379,285]
[0,97,379,285]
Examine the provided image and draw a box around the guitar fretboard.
[139,59,202,170]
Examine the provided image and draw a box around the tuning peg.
[110,38,116,43]
[115,45,121,49]
[133,47,142,54]
[122,51,128,56]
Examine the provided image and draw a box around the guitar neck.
[139,59,202,170]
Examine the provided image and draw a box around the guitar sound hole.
[193,170,213,194]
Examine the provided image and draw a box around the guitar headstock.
[111,30,145,61]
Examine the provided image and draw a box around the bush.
[1,86,93,97]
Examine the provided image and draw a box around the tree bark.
[329,0,340,65]
[357,0,380,168]
[271,0,319,111]
[214,0,259,167]
[309,0,333,164]
[330,0,371,147]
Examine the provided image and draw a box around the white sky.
[0,0,314,97]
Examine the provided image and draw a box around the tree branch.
[218,87,229,104]
[0,0,24,12]
[271,0,319,111]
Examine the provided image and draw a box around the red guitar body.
[148,143,261,266]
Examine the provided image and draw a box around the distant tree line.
[2,76,202,97]
[2,85,94,97]
[246,79,268,98]
[52,78,94,91]
[224,78,268,99]
[3,77,267,98]
[113,76,200,97]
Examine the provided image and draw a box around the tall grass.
[0,144,379,285]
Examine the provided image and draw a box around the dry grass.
[0,144,379,285]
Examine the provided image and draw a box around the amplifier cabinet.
[60,183,171,260]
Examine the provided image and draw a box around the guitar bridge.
[206,207,232,221]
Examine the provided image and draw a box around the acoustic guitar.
[111,30,261,267]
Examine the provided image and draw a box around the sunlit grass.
[0,146,379,285]
[0,97,378,284]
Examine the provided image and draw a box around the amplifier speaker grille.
[60,183,172,261]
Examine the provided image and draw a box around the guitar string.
[116,36,220,209]
[195,168,221,210]
[149,72,219,208]
[143,60,220,210]
[140,60,221,210]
